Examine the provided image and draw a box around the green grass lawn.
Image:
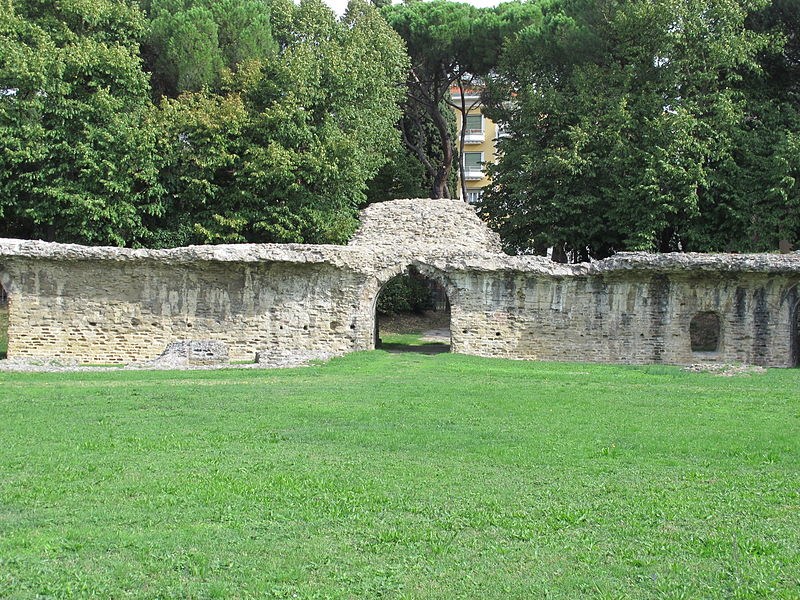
[1,352,798,598]
[378,332,449,354]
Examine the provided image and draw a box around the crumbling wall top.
[587,251,800,275]
[348,198,504,256]
[2,199,800,277]
[0,237,369,268]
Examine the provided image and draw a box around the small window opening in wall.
[690,311,721,352]
[0,282,8,359]
[374,267,451,354]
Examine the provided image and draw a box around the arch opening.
[0,281,8,359]
[374,267,451,354]
[690,311,720,353]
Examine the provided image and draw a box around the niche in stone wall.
[690,311,721,352]
[374,267,451,354]
[0,282,8,359]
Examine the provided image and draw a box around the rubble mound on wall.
[349,198,503,256]
[150,340,229,366]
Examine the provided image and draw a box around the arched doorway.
[374,266,451,354]
[785,284,800,367]
[0,281,8,359]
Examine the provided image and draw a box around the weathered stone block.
[153,340,229,365]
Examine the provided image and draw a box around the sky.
[323,0,501,16]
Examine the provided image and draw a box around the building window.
[463,152,484,180]
[466,189,483,204]
[690,312,721,352]
[463,114,485,143]
[0,284,7,307]
[465,114,483,133]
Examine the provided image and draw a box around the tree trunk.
[429,103,453,199]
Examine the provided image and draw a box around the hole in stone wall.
[374,267,451,354]
[690,311,721,352]
[0,282,8,359]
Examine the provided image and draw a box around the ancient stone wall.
[443,268,796,366]
[1,199,799,367]
[1,251,372,364]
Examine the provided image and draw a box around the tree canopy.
[0,0,408,246]
[2,0,797,257]
[481,0,800,259]
[0,0,161,245]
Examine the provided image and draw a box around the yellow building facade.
[451,88,503,204]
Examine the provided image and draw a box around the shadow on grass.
[378,342,450,355]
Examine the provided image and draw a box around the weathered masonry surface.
[2,198,800,366]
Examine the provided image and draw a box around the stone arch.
[361,262,458,352]
[788,286,800,367]
[689,311,721,353]
[778,282,800,367]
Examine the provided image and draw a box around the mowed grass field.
[0,351,798,598]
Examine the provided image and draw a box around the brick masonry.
[1,198,799,366]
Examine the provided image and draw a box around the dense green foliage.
[0,0,162,245]
[1,354,798,597]
[0,0,408,246]
[482,0,800,259]
[144,0,279,98]
[2,0,797,253]
[376,273,435,315]
[151,0,409,244]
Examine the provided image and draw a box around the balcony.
[463,166,485,180]
[463,128,485,144]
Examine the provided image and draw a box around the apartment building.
[451,87,504,204]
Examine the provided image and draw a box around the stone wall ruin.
[1,198,799,367]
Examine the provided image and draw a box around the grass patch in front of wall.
[0,351,798,598]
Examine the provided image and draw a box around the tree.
[152,0,409,245]
[0,0,163,245]
[149,5,223,96]
[722,0,800,250]
[482,0,780,260]
[382,1,485,199]
[381,0,542,199]
[143,0,277,99]
[1,0,407,248]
